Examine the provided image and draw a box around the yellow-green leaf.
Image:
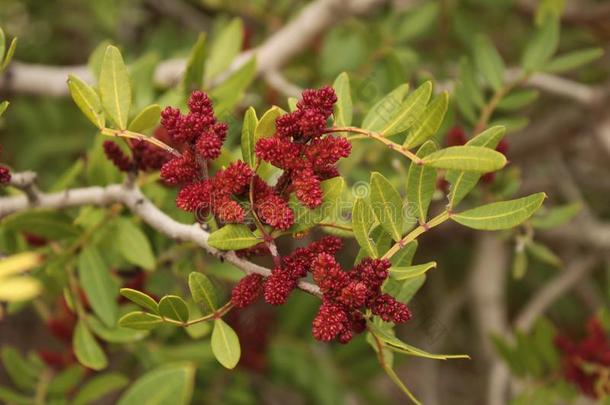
[78,247,118,327]
[73,320,108,370]
[333,72,352,128]
[205,19,243,82]
[422,145,506,172]
[158,295,189,323]
[362,84,409,132]
[473,35,505,91]
[404,92,448,148]
[406,141,438,224]
[352,198,378,257]
[118,312,163,330]
[390,262,436,280]
[120,288,159,314]
[370,172,404,242]
[211,319,241,369]
[0,252,41,279]
[241,107,258,167]
[380,81,432,136]
[67,75,105,129]
[254,106,284,142]
[128,104,161,133]
[452,193,546,230]
[117,363,195,405]
[99,45,131,129]
[208,224,261,250]
[188,272,218,314]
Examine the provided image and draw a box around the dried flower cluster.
[555,317,610,398]
[230,235,412,344]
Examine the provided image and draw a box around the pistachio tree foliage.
[0,1,607,404]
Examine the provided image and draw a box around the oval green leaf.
[380,81,432,136]
[128,104,161,133]
[207,224,261,250]
[211,319,241,369]
[188,272,218,314]
[404,92,448,148]
[99,45,131,129]
[370,172,404,241]
[241,107,258,167]
[451,193,546,230]
[78,247,118,328]
[67,75,105,129]
[333,72,352,128]
[117,363,195,405]
[352,198,378,258]
[406,140,438,224]
[116,218,156,271]
[73,320,108,371]
[158,295,189,323]
[120,288,158,314]
[422,145,506,172]
[390,261,436,280]
[118,312,163,330]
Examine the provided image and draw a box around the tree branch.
[0,173,322,297]
[0,0,386,96]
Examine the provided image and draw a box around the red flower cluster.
[555,317,610,398]
[255,86,351,208]
[311,256,411,343]
[230,235,411,344]
[0,145,11,185]
[103,139,172,173]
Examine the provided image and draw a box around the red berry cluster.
[311,255,411,343]
[103,139,171,173]
[0,145,11,185]
[230,235,411,344]
[555,317,610,398]
[255,86,351,208]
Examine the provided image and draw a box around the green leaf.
[118,311,163,330]
[0,28,5,64]
[205,19,243,81]
[452,193,546,230]
[1,347,40,390]
[209,57,256,112]
[120,288,159,314]
[370,172,404,241]
[78,247,118,328]
[211,318,241,369]
[116,218,156,270]
[368,322,468,360]
[497,90,539,111]
[208,224,261,250]
[422,145,506,172]
[254,106,284,143]
[362,84,409,131]
[390,262,436,280]
[404,92,448,148]
[188,272,218,314]
[288,177,345,233]
[526,241,561,267]
[522,16,560,72]
[473,35,505,91]
[241,107,258,167]
[128,104,161,133]
[158,295,190,323]
[47,365,85,395]
[117,363,195,405]
[391,240,418,267]
[182,33,206,92]
[352,198,378,257]
[99,45,131,129]
[333,72,352,127]
[384,274,425,304]
[446,126,506,207]
[544,48,604,74]
[87,315,148,343]
[1,210,80,239]
[380,81,432,136]
[395,2,439,42]
[73,320,108,370]
[1,37,17,71]
[67,75,105,129]
[406,141,438,223]
[0,100,8,117]
[531,203,581,230]
[74,373,129,405]
[458,57,484,108]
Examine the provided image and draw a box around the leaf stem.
[100,127,181,157]
[382,210,450,260]
[162,301,234,327]
[324,127,422,163]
